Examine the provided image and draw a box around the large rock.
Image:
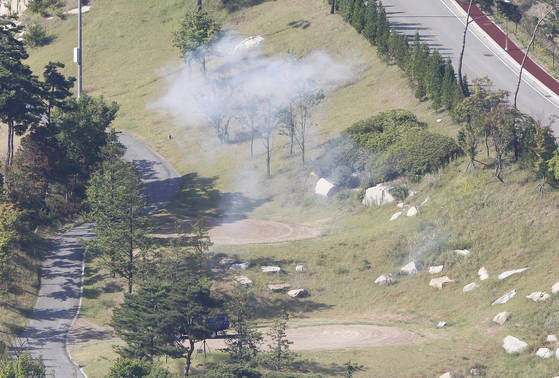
[491,289,516,305]
[401,261,423,275]
[362,184,396,207]
[235,276,253,287]
[287,288,309,298]
[430,276,453,289]
[502,336,528,354]
[552,281,559,294]
[429,265,444,274]
[230,262,250,271]
[295,264,305,272]
[536,347,553,358]
[374,274,394,286]
[389,211,403,221]
[268,283,291,292]
[315,178,336,197]
[454,249,470,256]
[463,282,480,293]
[261,266,281,273]
[406,206,419,217]
[439,372,456,378]
[493,312,510,325]
[219,258,236,265]
[498,267,529,280]
[547,334,557,343]
[526,291,550,302]
[478,266,489,281]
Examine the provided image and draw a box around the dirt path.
[209,218,324,245]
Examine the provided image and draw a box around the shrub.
[23,24,53,48]
[27,0,63,16]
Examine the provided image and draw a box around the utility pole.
[76,0,82,98]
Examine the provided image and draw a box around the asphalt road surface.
[18,133,179,377]
[383,0,559,130]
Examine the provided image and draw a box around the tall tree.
[0,20,44,166]
[42,61,75,125]
[528,120,556,196]
[264,311,295,371]
[225,287,262,362]
[487,103,519,182]
[172,10,221,75]
[362,0,378,44]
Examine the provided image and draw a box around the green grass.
[23,0,559,377]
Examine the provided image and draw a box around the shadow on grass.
[220,0,272,13]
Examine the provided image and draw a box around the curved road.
[18,133,179,377]
[383,0,559,130]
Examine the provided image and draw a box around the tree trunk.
[250,133,254,159]
[458,0,474,96]
[330,0,336,14]
[6,121,12,167]
[197,0,202,12]
[184,340,195,376]
[128,205,133,294]
[266,134,271,177]
[484,129,490,158]
[513,8,552,108]
[201,56,206,77]
[301,133,305,166]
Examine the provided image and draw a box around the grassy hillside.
[22,0,559,377]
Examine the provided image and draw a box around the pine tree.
[42,61,75,125]
[376,3,389,56]
[427,49,443,110]
[362,0,378,44]
[351,0,365,33]
[343,0,355,22]
[441,59,455,111]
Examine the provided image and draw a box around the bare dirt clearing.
[208,218,325,245]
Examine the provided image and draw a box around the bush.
[23,24,53,48]
[107,358,172,378]
[27,0,63,16]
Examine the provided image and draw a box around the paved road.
[383,0,559,130]
[18,133,179,377]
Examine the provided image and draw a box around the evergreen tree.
[427,50,443,110]
[42,61,75,125]
[376,3,389,56]
[362,0,378,44]
[225,287,262,362]
[263,311,296,371]
[351,0,365,33]
[342,0,355,22]
[441,59,456,110]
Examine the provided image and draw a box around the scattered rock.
[430,276,453,289]
[436,118,442,123]
[436,321,447,328]
[374,274,394,286]
[420,196,430,206]
[536,347,553,358]
[409,190,417,197]
[478,267,489,281]
[262,266,281,273]
[210,268,223,273]
[453,249,470,256]
[235,276,253,287]
[401,261,423,275]
[463,282,480,293]
[219,258,235,265]
[230,262,250,271]
[469,368,486,376]
[552,281,559,294]
[498,267,529,280]
[547,334,557,343]
[492,312,510,325]
[295,264,305,272]
[491,290,516,306]
[397,202,404,208]
[315,178,336,197]
[389,211,403,221]
[233,35,264,53]
[502,335,528,354]
[287,288,309,298]
[439,372,455,378]
[406,206,419,217]
[65,5,92,14]
[556,348,559,360]
[362,184,395,207]
[429,265,444,274]
[526,291,550,302]
[268,283,291,292]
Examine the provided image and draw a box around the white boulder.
[397,202,404,208]
[389,211,403,221]
[262,266,281,273]
[315,178,336,197]
[526,291,550,302]
[536,347,553,358]
[478,267,489,281]
[556,348,559,360]
[287,288,309,298]
[498,267,529,280]
[439,373,456,378]
[491,289,516,306]
[430,276,453,289]
[235,276,253,287]
[547,334,557,343]
[454,249,470,256]
[463,282,479,293]
[374,274,394,286]
[362,184,395,207]
[295,264,305,272]
[552,281,559,294]
[230,262,250,271]
[233,35,264,53]
[406,206,419,217]
[436,321,447,328]
[219,258,235,265]
[429,265,444,274]
[401,261,423,275]
[493,311,510,325]
[502,336,528,354]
